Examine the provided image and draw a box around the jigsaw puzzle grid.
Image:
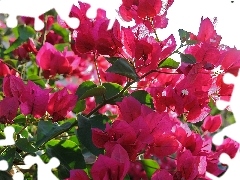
[0,0,239,179]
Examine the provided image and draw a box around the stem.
[40,69,179,146]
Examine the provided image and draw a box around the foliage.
[0,1,238,179]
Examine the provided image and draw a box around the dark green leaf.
[141,159,160,179]
[52,23,70,43]
[73,99,86,113]
[46,139,86,179]
[106,58,139,81]
[180,53,196,64]
[105,57,119,64]
[159,58,180,69]
[130,90,154,108]
[15,138,37,153]
[89,114,111,131]
[0,171,13,180]
[27,74,46,88]
[79,86,106,100]
[95,82,125,104]
[0,147,16,171]
[4,25,35,54]
[178,29,190,42]
[35,120,73,148]
[76,81,97,100]
[77,115,104,156]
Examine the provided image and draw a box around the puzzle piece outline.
[0,0,80,31]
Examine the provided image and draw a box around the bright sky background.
[154,0,240,61]
[158,0,240,48]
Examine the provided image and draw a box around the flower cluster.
[0,0,239,179]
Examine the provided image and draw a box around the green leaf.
[159,58,180,69]
[3,59,18,68]
[130,90,154,108]
[12,124,28,138]
[79,86,106,100]
[178,29,190,42]
[0,171,13,179]
[95,82,125,105]
[106,58,139,81]
[46,139,86,179]
[77,115,104,156]
[15,138,37,153]
[0,147,16,171]
[73,99,86,113]
[180,53,196,64]
[35,120,73,148]
[141,159,160,179]
[89,114,111,131]
[51,23,70,43]
[54,43,70,51]
[105,57,119,64]
[4,25,35,54]
[76,81,97,100]
[27,74,46,88]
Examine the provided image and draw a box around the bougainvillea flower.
[202,115,222,133]
[192,17,222,46]
[0,97,19,124]
[47,87,78,122]
[0,60,10,77]
[3,75,25,98]
[216,138,239,159]
[152,169,173,180]
[177,150,207,180]
[116,96,142,123]
[12,38,38,61]
[20,81,50,118]
[36,42,80,78]
[65,169,90,180]
[91,144,130,180]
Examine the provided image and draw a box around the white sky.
[158,0,240,48]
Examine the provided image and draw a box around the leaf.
[77,115,104,156]
[105,57,119,64]
[130,90,154,108]
[3,59,18,68]
[27,74,46,88]
[54,43,70,51]
[89,114,111,131]
[159,58,180,69]
[141,159,160,179]
[15,138,37,153]
[0,147,16,171]
[0,171,13,180]
[51,23,70,43]
[35,120,73,148]
[46,139,86,179]
[180,53,196,64]
[106,58,139,81]
[178,29,190,42]
[95,82,126,105]
[4,25,35,54]
[12,124,28,138]
[79,86,106,100]
[76,81,97,100]
[73,99,86,113]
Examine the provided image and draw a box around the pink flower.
[36,42,80,78]
[20,81,50,118]
[47,88,78,122]
[0,60,10,77]
[0,97,19,124]
[202,115,222,133]
[91,144,130,180]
